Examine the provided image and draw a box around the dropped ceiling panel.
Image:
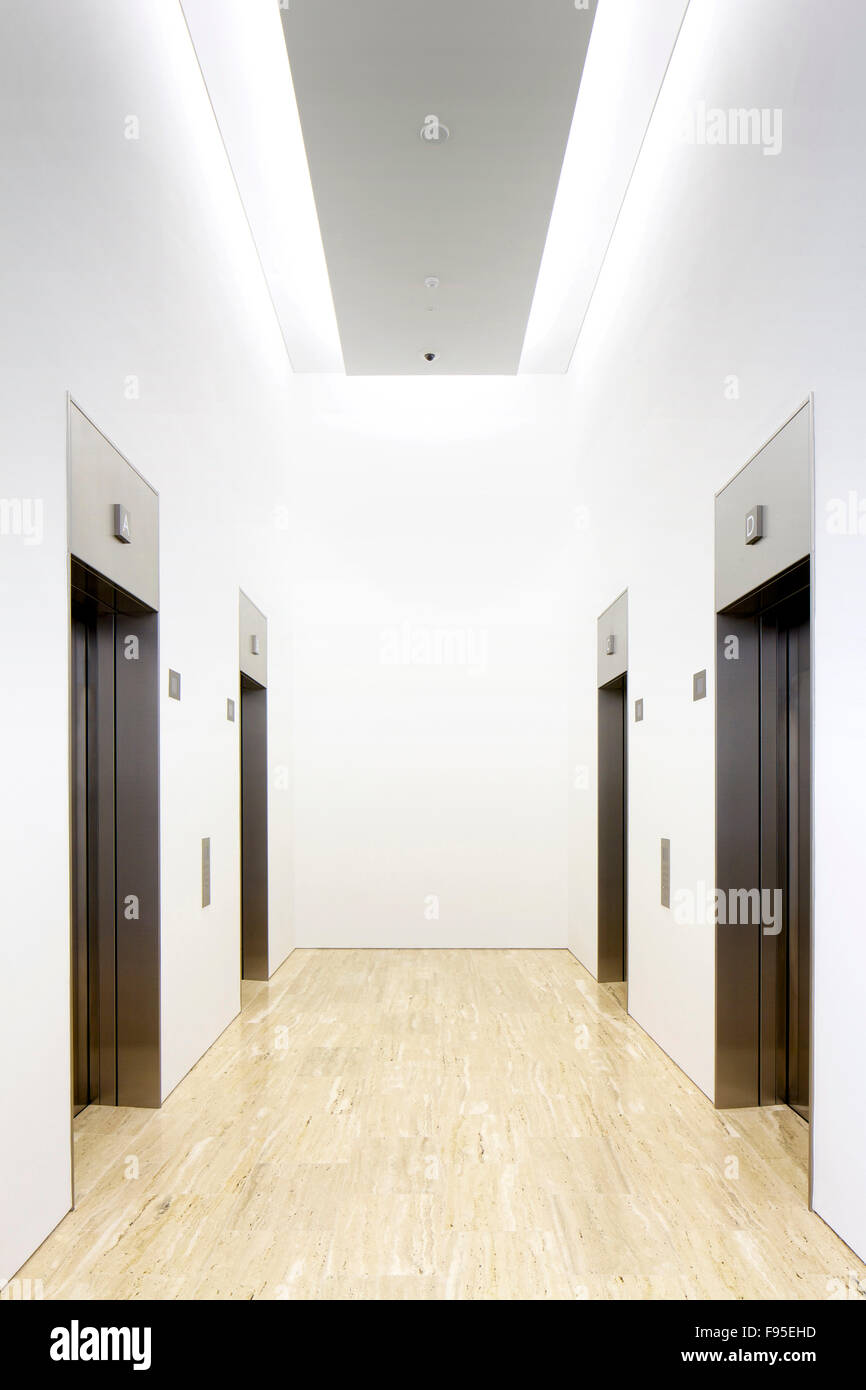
[281,0,597,375]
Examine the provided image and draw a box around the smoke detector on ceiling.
[424,276,440,290]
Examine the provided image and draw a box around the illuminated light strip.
[181,0,344,373]
[519,0,690,375]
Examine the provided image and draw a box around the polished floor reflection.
[16,949,866,1299]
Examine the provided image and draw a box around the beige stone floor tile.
[14,948,866,1301]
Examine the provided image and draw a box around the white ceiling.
[280,0,597,375]
[183,0,687,378]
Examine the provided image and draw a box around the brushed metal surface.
[68,401,159,610]
[715,612,761,1109]
[715,562,811,1114]
[597,675,626,983]
[69,595,119,1112]
[714,402,813,1115]
[760,588,811,1120]
[715,403,811,612]
[70,615,104,1113]
[114,610,161,1108]
[202,837,211,910]
[94,613,118,1107]
[597,590,628,687]
[239,590,267,686]
[240,677,269,981]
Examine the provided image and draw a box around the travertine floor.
[15,949,866,1299]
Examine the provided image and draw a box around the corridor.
[16,950,863,1301]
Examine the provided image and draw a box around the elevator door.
[760,588,810,1120]
[240,674,269,980]
[597,674,627,983]
[71,614,95,1114]
[70,607,117,1113]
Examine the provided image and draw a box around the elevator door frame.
[240,673,269,981]
[715,557,812,1119]
[597,673,628,984]
[69,559,161,1114]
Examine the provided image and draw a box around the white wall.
[285,375,573,947]
[0,3,295,1283]
[5,0,866,1285]
[566,0,866,1258]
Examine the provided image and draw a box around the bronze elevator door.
[760,588,811,1120]
[597,674,627,984]
[71,607,116,1114]
[71,559,160,1111]
[240,674,269,981]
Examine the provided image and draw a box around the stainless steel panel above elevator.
[68,401,159,611]
[597,590,628,686]
[239,590,268,686]
[715,402,812,612]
